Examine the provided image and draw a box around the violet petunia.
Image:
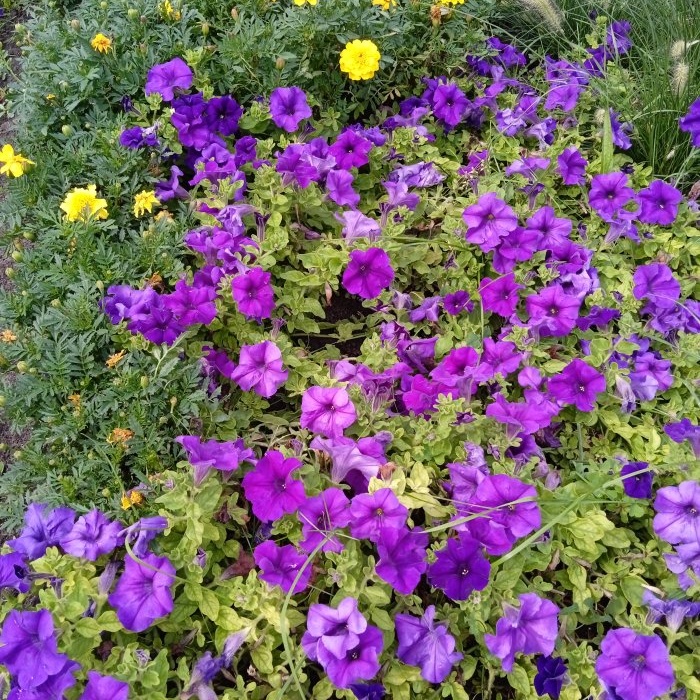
[463,193,519,252]
[297,487,352,553]
[595,628,674,700]
[329,131,373,170]
[632,263,681,310]
[326,169,361,207]
[8,503,75,561]
[395,605,463,683]
[479,274,523,317]
[484,593,559,672]
[254,540,311,594]
[427,533,491,601]
[230,340,288,398]
[318,626,384,689]
[653,480,700,544]
[269,86,312,132]
[61,510,124,561]
[231,267,275,321]
[588,172,635,221]
[301,386,357,438]
[679,97,700,147]
[557,147,587,185]
[79,671,129,700]
[637,180,683,226]
[241,449,306,522]
[375,525,429,595]
[108,552,176,632]
[665,419,700,458]
[145,57,193,102]
[547,358,606,412]
[342,248,395,300]
[432,82,470,128]
[349,489,408,542]
[175,435,254,485]
[526,285,582,337]
[0,552,30,593]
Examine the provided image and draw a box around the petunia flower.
[329,130,373,170]
[479,274,523,317]
[229,340,288,398]
[588,172,635,221]
[310,435,385,492]
[80,671,129,700]
[269,86,312,132]
[557,147,587,185]
[427,533,491,601]
[620,462,653,499]
[679,97,700,147]
[175,435,254,485]
[231,267,275,321]
[0,552,30,593]
[547,358,606,412]
[318,627,384,688]
[241,449,306,522]
[342,248,395,300]
[637,180,683,225]
[61,510,124,561]
[632,263,681,310]
[349,489,408,542]
[595,628,674,700]
[375,525,428,595]
[432,82,470,128]
[8,503,75,561]
[326,169,361,207]
[145,57,193,102]
[534,656,568,699]
[254,540,311,594]
[462,192,519,252]
[642,590,700,633]
[653,480,700,544]
[484,593,559,672]
[526,285,582,337]
[664,419,700,458]
[395,605,463,683]
[108,552,176,632]
[301,386,357,438]
[297,487,352,553]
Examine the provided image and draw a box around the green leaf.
[200,587,221,622]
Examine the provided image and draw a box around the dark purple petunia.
[349,489,408,542]
[61,510,124,561]
[653,480,700,544]
[576,306,620,331]
[557,147,587,185]
[637,180,683,225]
[588,172,635,221]
[444,290,473,315]
[254,540,311,594]
[242,449,306,522]
[349,684,385,700]
[375,525,428,595]
[595,628,674,700]
[0,552,30,593]
[297,487,352,553]
[231,267,275,321]
[484,593,559,672]
[301,386,357,438]
[269,86,312,132]
[329,130,373,170]
[665,419,700,458]
[342,248,395,300]
[535,655,568,699]
[432,82,470,128]
[155,165,188,201]
[8,503,75,561]
[318,626,384,689]
[175,435,254,485]
[145,57,193,102]
[632,263,681,310]
[205,95,243,136]
[80,671,130,700]
[679,97,700,147]
[620,462,653,499]
[526,284,582,337]
[427,533,491,601]
[108,552,176,632]
[479,274,523,317]
[395,605,463,683]
[547,358,606,412]
[463,192,519,252]
[230,340,288,398]
[129,299,185,346]
[0,609,66,689]
[163,279,218,326]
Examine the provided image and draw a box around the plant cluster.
[1,8,700,700]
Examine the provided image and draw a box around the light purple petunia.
[301,386,357,438]
[269,87,312,132]
[395,605,463,683]
[326,169,361,207]
[653,480,700,544]
[229,340,288,398]
[484,593,559,672]
[462,193,519,252]
[336,210,381,243]
[241,449,306,522]
[145,57,193,102]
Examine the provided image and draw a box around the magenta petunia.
[254,540,311,594]
[297,487,352,553]
[342,248,395,300]
[348,489,408,542]
[231,267,275,321]
[301,386,357,437]
[241,449,306,522]
[479,274,523,317]
[229,340,288,398]
[547,358,606,412]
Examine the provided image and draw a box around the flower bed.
[1,5,700,700]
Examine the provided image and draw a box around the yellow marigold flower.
[437,0,464,4]
[60,185,109,222]
[0,330,17,342]
[293,0,318,5]
[90,33,112,53]
[46,94,56,101]
[68,393,81,407]
[154,210,173,222]
[129,490,144,505]
[372,0,396,9]
[339,39,381,81]
[106,350,126,368]
[133,190,160,218]
[120,493,132,509]
[0,145,35,178]
[107,427,134,446]
[159,0,182,19]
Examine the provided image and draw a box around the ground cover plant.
[1,2,700,700]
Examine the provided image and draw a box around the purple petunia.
[175,435,254,486]
[547,358,606,412]
[269,87,312,132]
[108,552,175,632]
[395,605,463,683]
[637,180,683,226]
[0,552,30,593]
[329,131,373,170]
[326,169,361,207]
[588,172,635,221]
[679,97,700,147]
[301,386,357,438]
[241,449,306,522]
[526,285,582,337]
[432,82,470,128]
[342,248,395,300]
[479,274,523,317]
[620,462,653,499]
[145,57,193,102]
[8,503,75,561]
[231,267,275,321]
[297,487,352,553]
[349,489,408,542]
[557,147,587,185]
[427,533,491,601]
[230,340,288,398]
[484,593,559,672]
[375,525,428,595]
[254,540,311,594]
[463,193,519,252]
[653,480,700,544]
[632,263,681,311]
[80,671,129,700]
[61,510,124,561]
[535,656,568,699]
[595,628,674,700]
[665,419,700,458]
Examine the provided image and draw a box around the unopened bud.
[140,375,149,388]
[70,19,80,30]
[275,56,286,70]
[61,124,74,136]
[127,8,139,18]
[201,22,210,35]
[230,7,239,19]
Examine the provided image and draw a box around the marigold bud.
[11,251,23,263]
[16,361,28,373]
[4,268,14,279]
[22,231,35,241]
[201,22,210,35]
[275,56,286,70]
[127,8,139,18]
[140,375,149,388]
[230,7,239,19]
[69,19,80,30]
